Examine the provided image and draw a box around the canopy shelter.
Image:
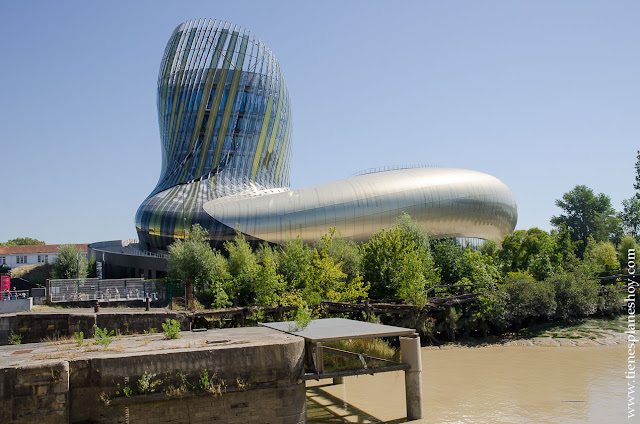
[261,318,423,420]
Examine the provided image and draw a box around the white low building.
[0,244,88,270]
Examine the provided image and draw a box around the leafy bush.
[93,325,115,347]
[162,319,181,339]
[502,272,556,328]
[547,270,599,320]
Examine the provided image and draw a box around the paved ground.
[0,326,299,368]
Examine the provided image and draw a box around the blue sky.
[1,1,638,244]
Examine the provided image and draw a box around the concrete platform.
[0,327,306,424]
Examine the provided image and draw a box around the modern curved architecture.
[136,19,517,252]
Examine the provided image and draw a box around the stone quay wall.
[0,311,190,345]
[0,327,306,424]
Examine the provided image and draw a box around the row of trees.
[550,151,640,255]
[167,213,630,313]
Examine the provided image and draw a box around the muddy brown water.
[307,344,629,423]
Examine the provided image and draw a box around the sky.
[1,0,638,245]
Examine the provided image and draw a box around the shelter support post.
[400,333,423,420]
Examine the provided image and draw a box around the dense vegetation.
[165,151,640,339]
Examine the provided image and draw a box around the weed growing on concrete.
[137,371,162,394]
[198,369,211,391]
[73,331,84,347]
[162,319,181,339]
[8,333,22,345]
[93,325,115,347]
[143,327,157,335]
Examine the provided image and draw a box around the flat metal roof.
[261,318,415,342]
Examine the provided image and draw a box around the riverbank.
[430,315,629,350]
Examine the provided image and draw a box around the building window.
[16,256,27,264]
[0,256,5,265]
[38,255,48,263]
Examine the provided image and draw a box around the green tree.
[362,217,437,302]
[618,235,640,272]
[619,197,640,240]
[316,228,362,282]
[460,248,500,285]
[253,249,285,307]
[224,232,259,306]
[551,225,580,269]
[205,249,232,309]
[277,237,313,291]
[634,150,640,197]
[550,185,620,256]
[498,228,559,280]
[1,237,46,246]
[583,237,619,276]
[51,244,88,279]
[431,239,463,285]
[167,224,217,309]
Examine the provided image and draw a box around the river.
[307,343,630,423]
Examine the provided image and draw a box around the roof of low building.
[0,244,89,255]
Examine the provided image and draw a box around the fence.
[48,278,164,303]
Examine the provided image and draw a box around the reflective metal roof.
[261,318,416,342]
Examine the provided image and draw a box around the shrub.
[162,319,181,339]
[547,270,599,320]
[502,272,556,328]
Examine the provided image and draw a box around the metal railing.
[48,278,164,302]
[0,290,29,300]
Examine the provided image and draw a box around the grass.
[321,338,398,372]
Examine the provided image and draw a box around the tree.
[223,232,259,306]
[619,197,640,240]
[634,150,640,197]
[167,224,218,309]
[362,216,438,301]
[431,239,463,284]
[51,244,88,279]
[550,185,620,256]
[316,228,362,283]
[498,228,561,280]
[1,237,45,246]
[583,237,619,276]
[618,235,640,272]
[277,237,313,291]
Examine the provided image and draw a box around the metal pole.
[400,333,423,420]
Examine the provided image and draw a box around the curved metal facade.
[204,168,517,244]
[136,19,292,250]
[137,19,518,251]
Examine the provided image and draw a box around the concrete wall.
[0,328,305,423]
[0,360,69,424]
[0,312,190,345]
[0,298,32,314]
